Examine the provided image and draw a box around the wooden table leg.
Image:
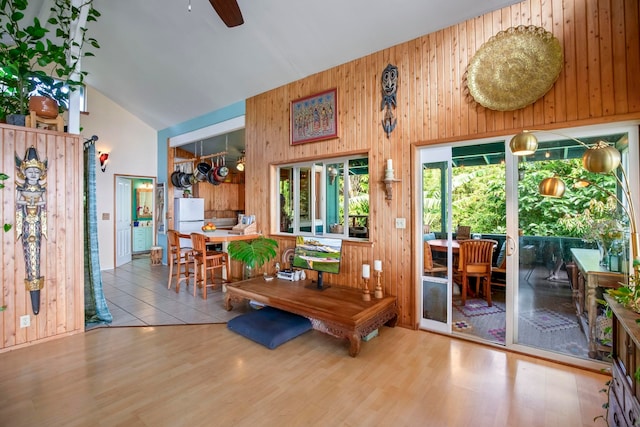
[348,333,362,357]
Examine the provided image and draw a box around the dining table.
[427,239,461,273]
[427,239,460,254]
[179,230,262,281]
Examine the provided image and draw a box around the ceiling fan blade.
[209,0,244,27]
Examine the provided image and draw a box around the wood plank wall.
[0,125,84,351]
[244,0,640,328]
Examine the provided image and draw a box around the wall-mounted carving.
[381,63,398,138]
[15,146,48,315]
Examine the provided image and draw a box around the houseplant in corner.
[227,236,278,279]
[0,0,100,123]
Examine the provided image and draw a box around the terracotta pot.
[29,96,59,119]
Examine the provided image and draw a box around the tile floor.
[96,255,249,328]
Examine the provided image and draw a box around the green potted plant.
[0,0,100,124]
[227,236,278,279]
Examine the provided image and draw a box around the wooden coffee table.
[224,277,398,357]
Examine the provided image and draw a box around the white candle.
[387,159,393,170]
[362,264,370,278]
[374,260,382,271]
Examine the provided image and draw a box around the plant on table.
[227,236,278,278]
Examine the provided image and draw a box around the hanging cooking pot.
[175,164,187,188]
[207,158,219,185]
[171,166,181,188]
[216,156,229,181]
[179,164,192,188]
[194,158,211,182]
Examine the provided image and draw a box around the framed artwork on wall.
[290,88,338,145]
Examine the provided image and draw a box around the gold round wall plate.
[466,25,563,111]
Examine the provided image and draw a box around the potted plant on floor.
[227,236,278,279]
[0,0,100,124]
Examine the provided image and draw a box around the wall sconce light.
[98,151,110,172]
[236,150,245,172]
[382,158,401,200]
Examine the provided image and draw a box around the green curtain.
[84,141,112,325]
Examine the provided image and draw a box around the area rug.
[453,299,505,317]
[488,328,506,342]
[453,320,473,331]
[519,308,578,332]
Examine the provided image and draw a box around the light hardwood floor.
[0,320,608,426]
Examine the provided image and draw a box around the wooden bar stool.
[167,229,194,292]
[25,111,65,132]
[190,232,229,299]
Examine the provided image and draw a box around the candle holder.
[382,168,401,200]
[374,271,384,299]
[362,278,371,301]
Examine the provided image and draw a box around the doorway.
[114,175,156,267]
[416,123,639,368]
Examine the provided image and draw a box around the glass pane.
[326,163,344,234]
[347,157,369,239]
[422,160,449,325]
[298,166,312,232]
[279,167,293,233]
[515,132,630,361]
[449,143,506,345]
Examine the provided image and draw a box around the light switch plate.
[395,218,406,229]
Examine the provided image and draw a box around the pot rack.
[173,150,228,165]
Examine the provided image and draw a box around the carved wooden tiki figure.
[15,146,48,315]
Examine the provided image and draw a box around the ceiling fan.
[209,0,244,27]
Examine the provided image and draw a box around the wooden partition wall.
[244,0,640,328]
[0,124,84,351]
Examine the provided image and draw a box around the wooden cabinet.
[197,182,245,211]
[606,295,640,427]
[571,248,624,358]
[133,227,153,252]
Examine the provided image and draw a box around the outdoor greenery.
[423,158,619,239]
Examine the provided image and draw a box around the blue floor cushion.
[227,306,312,349]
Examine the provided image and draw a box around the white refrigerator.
[174,198,205,247]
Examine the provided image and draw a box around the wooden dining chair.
[424,241,448,276]
[167,229,194,293]
[456,225,472,240]
[190,232,229,299]
[457,239,498,306]
[490,240,507,288]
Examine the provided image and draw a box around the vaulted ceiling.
[12,0,521,155]
[88,0,520,129]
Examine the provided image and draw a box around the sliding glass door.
[417,123,639,367]
[418,147,453,333]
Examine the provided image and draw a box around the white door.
[115,177,132,267]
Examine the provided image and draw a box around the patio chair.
[456,225,471,240]
[424,241,448,276]
[457,239,498,306]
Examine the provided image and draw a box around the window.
[277,155,369,239]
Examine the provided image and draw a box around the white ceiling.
[15,0,521,155]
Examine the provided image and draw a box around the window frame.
[275,154,369,241]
